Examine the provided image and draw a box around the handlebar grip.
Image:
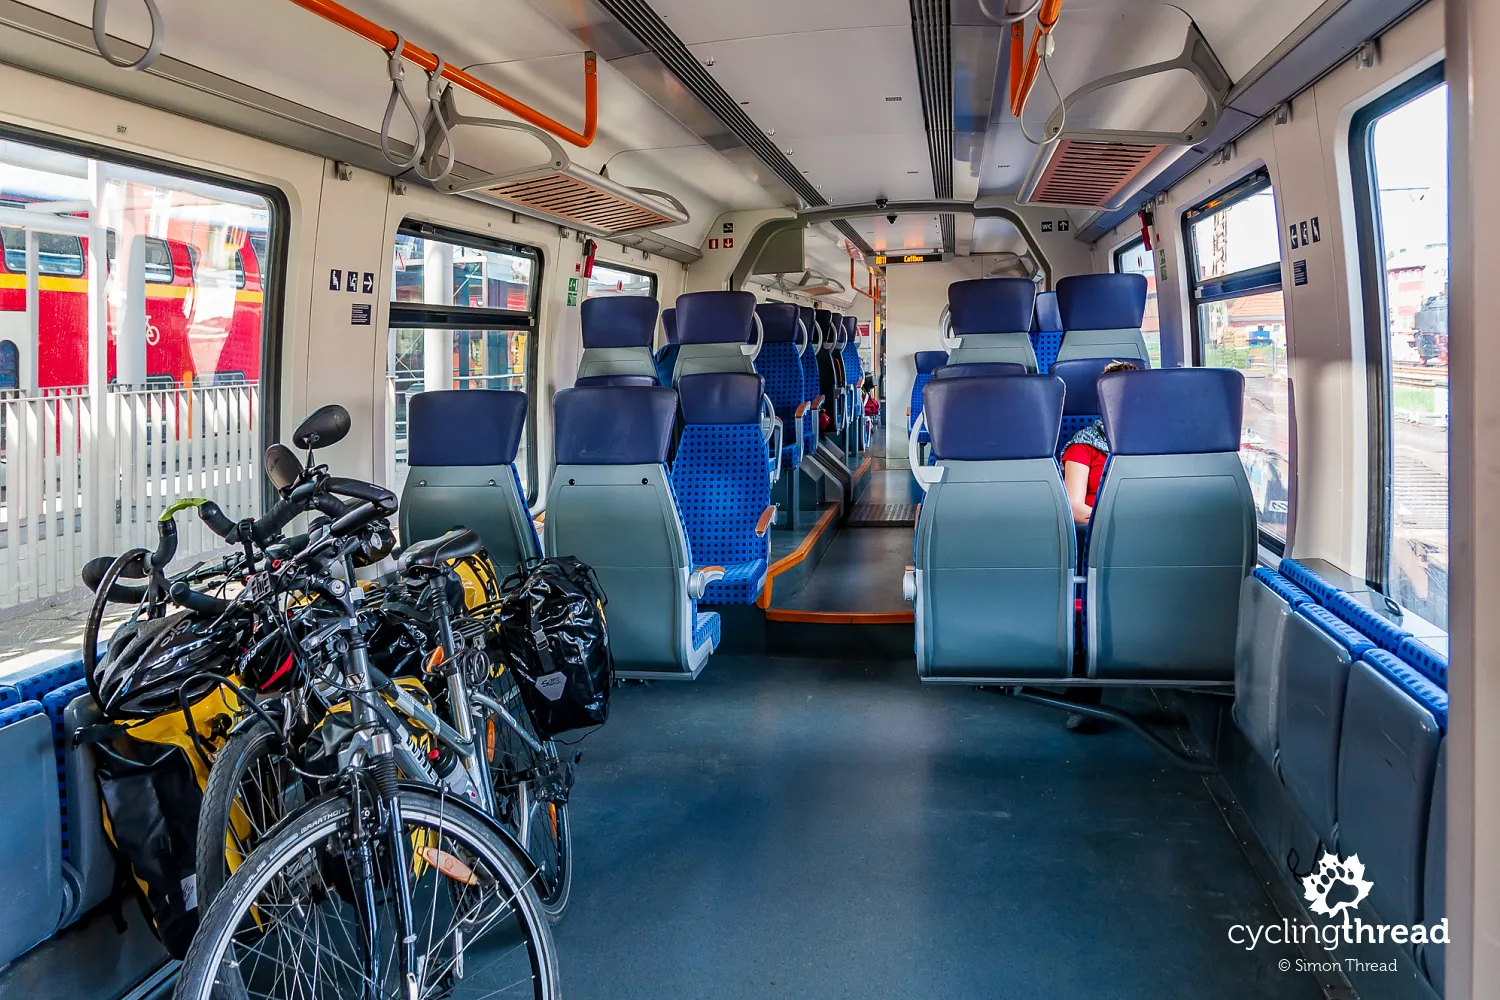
[326,477,399,516]
[81,555,148,604]
[149,517,178,572]
[196,500,238,540]
[329,500,379,537]
[169,581,234,616]
[310,494,353,520]
[251,495,306,546]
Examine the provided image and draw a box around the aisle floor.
[553,655,1320,1000]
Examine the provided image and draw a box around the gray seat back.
[400,389,541,574]
[1055,273,1151,365]
[914,374,1074,681]
[1086,367,1254,680]
[1421,739,1446,990]
[1232,569,1312,768]
[671,290,760,384]
[545,386,716,679]
[0,702,65,964]
[40,680,115,925]
[945,276,1039,372]
[577,295,660,381]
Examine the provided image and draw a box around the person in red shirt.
[1061,360,1140,524]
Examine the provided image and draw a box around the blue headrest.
[1056,273,1148,331]
[932,362,1027,379]
[948,278,1036,335]
[813,311,837,348]
[575,374,659,387]
[408,390,526,467]
[925,375,1064,461]
[661,308,677,345]
[1051,358,1138,416]
[915,351,950,375]
[554,386,677,465]
[843,315,859,338]
[580,295,658,349]
[675,290,756,345]
[1099,367,1244,455]
[827,313,845,347]
[679,372,765,424]
[755,302,801,343]
[1030,290,1062,333]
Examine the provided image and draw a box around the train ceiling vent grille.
[1023,140,1166,209]
[449,161,690,236]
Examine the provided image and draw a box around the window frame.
[389,219,544,500]
[586,259,658,300]
[1182,167,1290,553]
[0,120,290,487]
[1348,61,1448,597]
[1111,234,1145,275]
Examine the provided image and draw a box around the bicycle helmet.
[93,611,242,721]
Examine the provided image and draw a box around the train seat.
[930,362,1026,379]
[1050,357,1134,459]
[1324,590,1413,654]
[909,374,1075,681]
[1031,290,1064,372]
[908,350,949,446]
[576,295,661,382]
[945,277,1039,372]
[1277,557,1342,605]
[1084,367,1254,680]
[796,306,823,456]
[1276,605,1373,845]
[814,311,843,431]
[1232,567,1313,769]
[1055,274,1151,366]
[0,700,66,965]
[671,291,760,384]
[1421,740,1447,991]
[1337,650,1445,931]
[654,307,679,386]
[753,303,811,472]
[42,679,114,925]
[671,373,776,605]
[841,315,863,386]
[546,385,719,679]
[1398,636,1448,689]
[829,313,851,433]
[400,389,541,574]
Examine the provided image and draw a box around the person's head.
[1103,360,1139,375]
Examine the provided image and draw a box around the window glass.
[0,229,84,276]
[1112,238,1161,366]
[586,262,656,300]
[1186,174,1291,542]
[1370,83,1449,628]
[388,225,540,500]
[143,237,175,283]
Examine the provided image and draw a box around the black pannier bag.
[494,557,612,737]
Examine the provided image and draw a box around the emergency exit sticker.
[566,276,579,306]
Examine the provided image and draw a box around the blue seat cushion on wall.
[948,277,1036,334]
[679,372,765,424]
[1365,649,1449,731]
[1325,590,1412,654]
[554,386,677,465]
[925,375,1064,461]
[1301,604,1376,658]
[1031,290,1062,335]
[15,660,85,705]
[1398,637,1448,689]
[1278,558,1341,605]
[575,374,658,387]
[0,686,18,710]
[1253,565,1313,609]
[580,295,658,348]
[0,701,44,727]
[1099,367,1244,455]
[1056,273,1148,330]
[408,390,527,467]
[40,679,89,862]
[932,362,1027,379]
[675,290,757,344]
[1052,357,1139,415]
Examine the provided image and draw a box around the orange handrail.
[1008,23,1024,110]
[1009,0,1064,119]
[286,0,598,148]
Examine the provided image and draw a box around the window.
[1352,66,1449,630]
[586,261,656,300]
[143,237,175,283]
[1184,169,1291,545]
[1111,237,1160,366]
[0,229,84,276]
[389,222,541,499]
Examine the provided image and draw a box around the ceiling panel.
[770,134,933,205]
[648,0,910,45]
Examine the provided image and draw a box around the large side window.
[586,261,657,300]
[388,221,541,498]
[1352,66,1449,630]
[1111,236,1160,366]
[1184,170,1291,545]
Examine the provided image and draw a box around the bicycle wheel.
[483,673,573,923]
[196,718,309,908]
[175,786,558,1000]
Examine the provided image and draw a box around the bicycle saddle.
[400,528,484,571]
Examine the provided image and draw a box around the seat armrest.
[812,394,825,408]
[903,566,916,602]
[689,565,726,599]
[533,510,546,527]
[755,506,776,537]
[794,401,811,418]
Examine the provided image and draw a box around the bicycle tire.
[174,786,559,1000]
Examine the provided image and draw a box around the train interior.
[0,0,1489,997]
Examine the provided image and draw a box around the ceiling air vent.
[1025,140,1166,208]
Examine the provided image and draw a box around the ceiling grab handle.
[285,0,597,148]
[977,0,1044,24]
[380,33,426,171]
[92,0,165,71]
[417,58,457,184]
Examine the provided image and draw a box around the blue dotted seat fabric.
[755,342,807,468]
[842,341,863,386]
[1033,330,1064,373]
[693,612,722,652]
[1252,566,1313,608]
[671,424,771,605]
[1278,558,1341,605]
[41,678,89,862]
[1056,414,1096,460]
[1397,637,1448,689]
[798,347,821,454]
[1365,649,1449,732]
[1325,590,1411,654]
[909,373,933,444]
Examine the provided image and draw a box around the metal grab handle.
[908,412,944,491]
[794,319,810,357]
[742,312,765,358]
[93,0,165,71]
